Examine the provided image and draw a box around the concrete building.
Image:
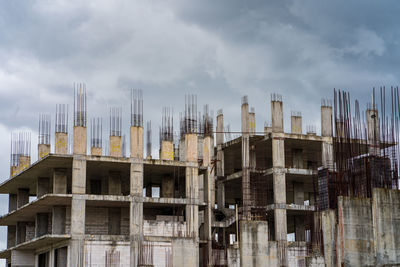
[1,89,400,267]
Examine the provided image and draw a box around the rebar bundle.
[55,104,68,133]
[131,89,143,127]
[38,114,51,145]
[74,83,87,127]
[160,107,173,144]
[90,117,102,148]
[10,132,31,166]
[202,104,214,137]
[110,107,122,137]
[146,121,152,158]
[181,94,197,135]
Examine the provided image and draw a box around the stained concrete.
[130,126,143,158]
[239,221,269,267]
[55,132,68,154]
[172,238,199,267]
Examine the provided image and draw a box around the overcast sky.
[0,0,399,253]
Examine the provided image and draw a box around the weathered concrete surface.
[38,143,50,160]
[288,242,307,266]
[321,105,332,137]
[52,206,66,234]
[108,171,122,195]
[306,255,325,267]
[53,168,67,194]
[321,209,336,267]
[161,140,174,161]
[291,115,302,134]
[17,188,29,209]
[239,221,269,267]
[337,196,375,267]
[11,249,35,267]
[172,238,198,267]
[72,156,86,194]
[110,135,122,157]
[372,188,400,266]
[73,126,87,155]
[130,126,143,159]
[84,240,130,266]
[90,146,102,156]
[228,247,240,267]
[185,134,198,162]
[37,177,50,198]
[55,132,68,154]
[161,175,174,198]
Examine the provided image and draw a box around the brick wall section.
[85,207,109,235]
[25,222,35,241]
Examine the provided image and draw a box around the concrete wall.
[239,221,270,267]
[372,188,400,265]
[172,238,198,267]
[337,196,375,267]
[84,240,130,266]
[287,243,307,267]
[143,220,186,237]
[227,247,240,267]
[321,209,336,267]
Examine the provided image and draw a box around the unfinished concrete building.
[1,86,400,267]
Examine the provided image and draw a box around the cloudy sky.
[0,0,399,252]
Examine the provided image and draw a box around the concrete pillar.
[242,98,251,219]
[185,133,199,238]
[70,156,86,266]
[367,108,380,155]
[161,175,174,198]
[217,181,225,209]
[321,104,333,170]
[179,138,186,161]
[216,111,224,177]
[18,155,30,173]
[108,171,122,195]
[239,221,269,267]
[73,126,87,155]
[37,177,50,198]
[130,162,143,267]
[16,222,26,244]
[70,197,85,267]
[271,98,283,133]
[110,135,122,157]
[55,132,68,154]
[72,157,86,194]
[291,113,302,134]
[293,182,304,205]
[17,188,29,209]
[272,97,287,266]
[38,144,50,160]
[7,225,16,248]
[9,194,17,212]
[90,146,102,156]
[203,135,215,206]
[321,105,333,137]
[161,140,174,160]
[204,167,213,265]
[52,206,66,234]
[130,126,144,159]
[35,213,49,237]
[53,168,67,194]
[108,207,121,235]
[249,109,256,136]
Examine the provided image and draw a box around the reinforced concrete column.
[130,160,143,267]
[37,177,50,198]
[7,194,17,248]
[17,188,29,209]
[110,135,122,157]
[291,112,302,134]
[241,96,251,219]
[321,103,333,169]
[53,168,67,194]
[271,95,287,266]
[38,143,50,160]
[185,133,199,239]
[161,140,174,160]
[55,132,68,155]
[52,206,66,234]
[367,107,380,155]
[73,126,87,155]
[216,110,225,210]
[109,171,122,195]
[130,126,143,159]
[70,156,86,267]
